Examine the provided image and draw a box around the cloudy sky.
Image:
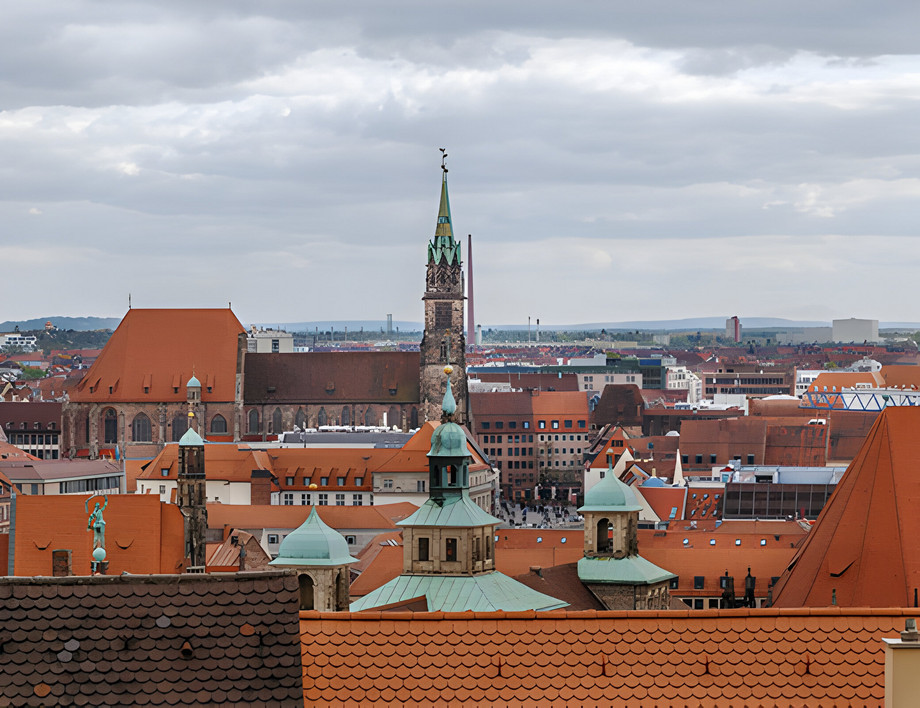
[3,1,920,327]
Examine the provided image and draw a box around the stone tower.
[177,427,208,570]
[419,154,468,426]
[269,507,357,611]
[350,372,566,613]
[577,461,675,610]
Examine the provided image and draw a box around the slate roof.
[0,572,304,707]
[243,351,420,403]
[301,607,915,705]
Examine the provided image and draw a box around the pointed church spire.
[428,149,460,265]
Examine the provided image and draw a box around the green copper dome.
[269,507,358,567]
[579,465,643,513]
[178,427,204,447]
[428,376,468,458]
[187,375,201,388]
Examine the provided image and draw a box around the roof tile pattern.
[70,308,244,403]
[244,351,420,403]
[301,607,912,706]
[773,406,920,607]
[0,572,304,707]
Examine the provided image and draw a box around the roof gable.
[70,308,244,403]
[772,406,920,607]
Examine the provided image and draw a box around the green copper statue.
[86,494,108,551]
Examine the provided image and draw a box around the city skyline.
[3,2,920,325]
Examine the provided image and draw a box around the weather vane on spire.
[440,147,448,173]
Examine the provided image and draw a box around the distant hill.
[0,316,120,332]
[256,321,424,333]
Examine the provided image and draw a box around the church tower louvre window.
[419,149,469,426]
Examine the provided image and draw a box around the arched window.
[410,407,418,429]
[271,408,283,434]
[298,574,314,611]
[132,413,152,442]
[172,413,187,442]
[210,414,227,434]
[317,407,327,427]
[295,408,306,429]
[596,518,611,554]
[247,409,260,433]
[340,407,350,426]
[365,408,376,426]
[388,406,398,430]
[103,409,117,444]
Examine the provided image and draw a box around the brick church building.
[64,161,469,459]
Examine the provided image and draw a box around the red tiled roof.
[206,502,410,531]
[637,486,687,520]
[808,371,885,394]
[880,364,920,388]
[70,308,244,403]
[139,443,273,482]
[350,544,405,597]
[512,563,605,611]
[773,406,920,607]
[301,607,914,705]
[243,351,420,403]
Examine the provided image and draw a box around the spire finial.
[440,147,448,173]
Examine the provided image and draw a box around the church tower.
[349,371,565,613]
[177,427,208,570]
[420,151,468,426]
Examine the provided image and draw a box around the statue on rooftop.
[85,494,108,551]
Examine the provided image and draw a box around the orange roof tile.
[773,406,920,607]
[70,308,244,403]
[301,607,914,705]
[349,544,405,597]
[139,443,272,482]
[809,371,885,394]
[880,364,920,389]
[636,486,687,521]
[206,502,411,531]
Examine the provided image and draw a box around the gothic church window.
[103,409,117,444]
[248,409,260,433]
[172,414,187,442]
[132,413,152,442]
[210,414,227,434]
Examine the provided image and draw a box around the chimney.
[884,618,920,706]
[52,549,72,577]
[467,234,475,348]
